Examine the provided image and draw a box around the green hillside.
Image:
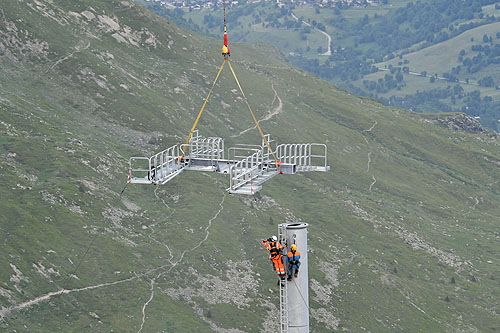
[148,0,500,131]
[1,0,500,331]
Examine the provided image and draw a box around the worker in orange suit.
[262,236,286,283]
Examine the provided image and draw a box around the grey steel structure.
[278,224,289,333]
[279,223,309,333]
[129,130,329,195]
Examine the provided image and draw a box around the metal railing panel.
[229,150,263,191]
[129,157,151,183]
[228,146,261,161]
[148,145,183,184]
[275,143,328,171]
[186,133,224,162]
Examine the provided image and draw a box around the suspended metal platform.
[128,130,329,195]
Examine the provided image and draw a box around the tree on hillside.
[478,76,494,87]
[395,72,403,82]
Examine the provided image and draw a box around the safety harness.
[269,241,281,259]
[290,250,298,265]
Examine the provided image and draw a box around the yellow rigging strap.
[181,58,227,159]
[226,60,280,167]
[181,58,280,169]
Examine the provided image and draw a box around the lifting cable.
[181,58,227,160]
[181,0,280,169]
[227,60,280,168]
[181,59,281,168]
[291,278,310,310]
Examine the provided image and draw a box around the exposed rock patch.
[310,278,333,304]
[318,261,340,288]
[241,195,301,222]
[121,198,141,212]
[345,200,470,269]
[380,273,395,287]
[431,114,496,137]
[32,262,60,282]
[40,190,61,205]
[0,13,49,64]
[163,261,259,309]
[27,0,71,26]
[102,206,133,229]
[0,120,20,137]
[311,307,340,331]
[9,264,29,293]
[68,204,86,216]
[80,10,96,21]
[98,15,120,32]
[259,299,279,332]
[395,226,468,268]
[0,287,14,304]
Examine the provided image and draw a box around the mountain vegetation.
[1,0,500,331]
[145,0,500,132]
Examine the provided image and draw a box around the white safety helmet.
[271,235,277,242]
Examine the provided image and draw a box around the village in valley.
[142,0,385,11]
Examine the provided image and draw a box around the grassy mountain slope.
[1,0,500,331]
[157,0,500,131]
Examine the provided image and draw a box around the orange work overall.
[262,240,286,277]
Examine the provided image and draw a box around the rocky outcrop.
[431,113,496,137]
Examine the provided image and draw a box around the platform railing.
[229,150,263,191]
[228,145,261,161]
[128,157,152,184]
[261,134,276,163]
[184,130,224,163]
[148,144,183,184]
[275,143,328,171]
[190,137,224,160]
[128,132,328,192]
